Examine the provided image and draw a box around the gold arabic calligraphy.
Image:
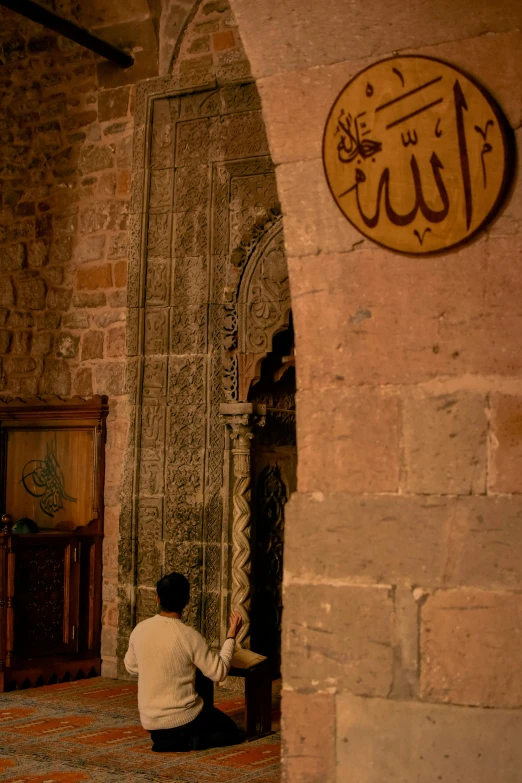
[323,56,512,254]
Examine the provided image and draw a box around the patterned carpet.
[0,677,281,782]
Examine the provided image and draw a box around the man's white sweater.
[124,614,235,730]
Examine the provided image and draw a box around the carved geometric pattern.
[14,546,65,655]
[123,77,289,655]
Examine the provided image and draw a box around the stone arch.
[220,214,291,403]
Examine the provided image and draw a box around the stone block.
[63,313,89,329]
[0,277,14,307]
[0,330,11,354]
[100,627,117,658]
[16,276,46,310]
[282,583,393,694]
[420,589,522,708]
[444,496,522,590]
[76,264,113,290]
[108,232,128,259]
[113,260,127,287]
[39,359,71,395]
[106,417,129,451]
[80,200,129,233]
[36,311,61,330]
[79,144,114,175]
[93,310,125,328]
[290,242,487,388]
[47,287,73,311]
[489,394,522,493]
[81,331,104,361]
[282,691,336,783]
[74,234,106,263]
[176,118,211,166]
[55,333,80,359]
[213,30,235,51]
[403,392,487,495]
[64,110,97,131]
[50,236,73,264]
[233,0,519,78]
[277,159,364,257]
[284,493,449,586]
[117,135,133,168]
[73,367,93,397]
[107,325,126,358]
[336,692,522,783]
[209,111,269,161]
[94,362,125,396]
[98,86,131,122]
[118,169,132,197]
[4,356,36,376]
[43,266,63,286]
[10,332,31,356]
[108,290,126,307]
[1,242,26,272]
[72,292,106,308]
[7,312,33,329]
[297,387,400,493]
[144,308,169,356]
[390,587,419,699]
[258,59,365,165]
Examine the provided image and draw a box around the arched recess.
[220,215,295,663]
[118,26,294,670]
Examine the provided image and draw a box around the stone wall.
[0,0,253,676]
[227,0,522,781]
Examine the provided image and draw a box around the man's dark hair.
[156,572,190,614]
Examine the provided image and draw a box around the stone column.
[220,403,266,648]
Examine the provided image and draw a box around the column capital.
[220,402,266,444]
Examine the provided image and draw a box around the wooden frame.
[0,396,108,691]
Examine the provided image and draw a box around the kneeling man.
[124,571,244,752]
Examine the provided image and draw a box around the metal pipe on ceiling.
[0,0,134,69]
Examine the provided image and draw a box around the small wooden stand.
[229,657,272,739]
[197,650,273,740]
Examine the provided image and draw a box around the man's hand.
[227,609,243,639]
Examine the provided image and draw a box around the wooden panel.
[5,428,96,530]
[11,536,79,661]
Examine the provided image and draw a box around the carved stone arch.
[220,214,292,403]
[236,219,291,401]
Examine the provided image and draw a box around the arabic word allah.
[323,56,513,254]
[20,435,77,518]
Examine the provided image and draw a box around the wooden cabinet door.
[10,535,80,662]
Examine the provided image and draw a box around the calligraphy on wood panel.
[323,56,514,254]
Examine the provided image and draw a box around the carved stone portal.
[120,77,295,669]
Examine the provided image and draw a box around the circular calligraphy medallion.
[323,56,514,254]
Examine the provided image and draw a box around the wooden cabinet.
[0,397,107,691]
